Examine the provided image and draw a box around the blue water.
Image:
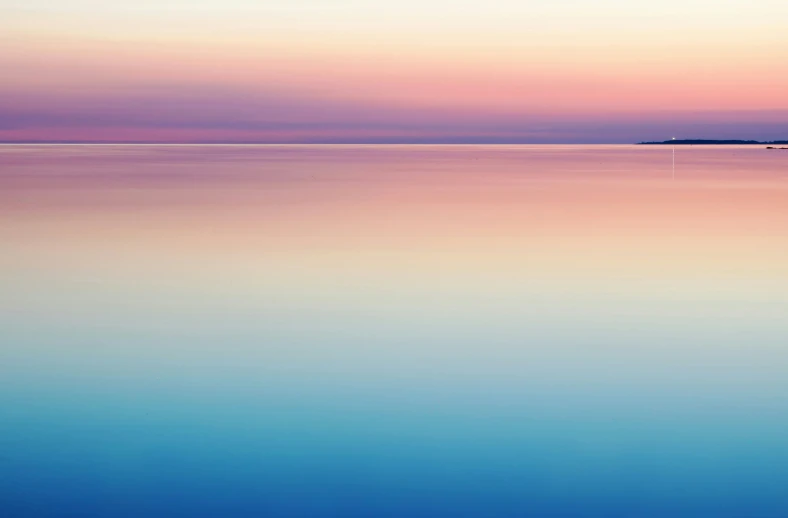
[1,145,787,517]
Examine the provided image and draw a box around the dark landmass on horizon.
[0,141,611,145]
[0,140,653,145]
[639,139,788,145]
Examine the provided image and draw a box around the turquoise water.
[1,145,787,517]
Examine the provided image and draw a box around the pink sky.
[2,1,787,142]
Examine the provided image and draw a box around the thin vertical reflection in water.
[1,144,787,517]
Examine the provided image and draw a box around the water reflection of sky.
[1,145,787,517]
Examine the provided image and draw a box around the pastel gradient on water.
[3,1,788,142]
[1,145,788,517]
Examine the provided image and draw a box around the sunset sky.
[2,0,787,143]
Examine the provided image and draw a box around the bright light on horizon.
[2,0,787,142]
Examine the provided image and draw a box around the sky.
[2,0,788,143]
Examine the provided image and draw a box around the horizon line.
[0,141,754,146]
[0,141,638,146]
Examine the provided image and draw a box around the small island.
[639,139,788,145]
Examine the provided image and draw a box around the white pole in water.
[672,137,676,180]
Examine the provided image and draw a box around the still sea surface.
[1,145,787,517]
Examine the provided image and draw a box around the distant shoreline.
[639,139,788,145]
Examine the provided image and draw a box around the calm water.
[1,145,787,517]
